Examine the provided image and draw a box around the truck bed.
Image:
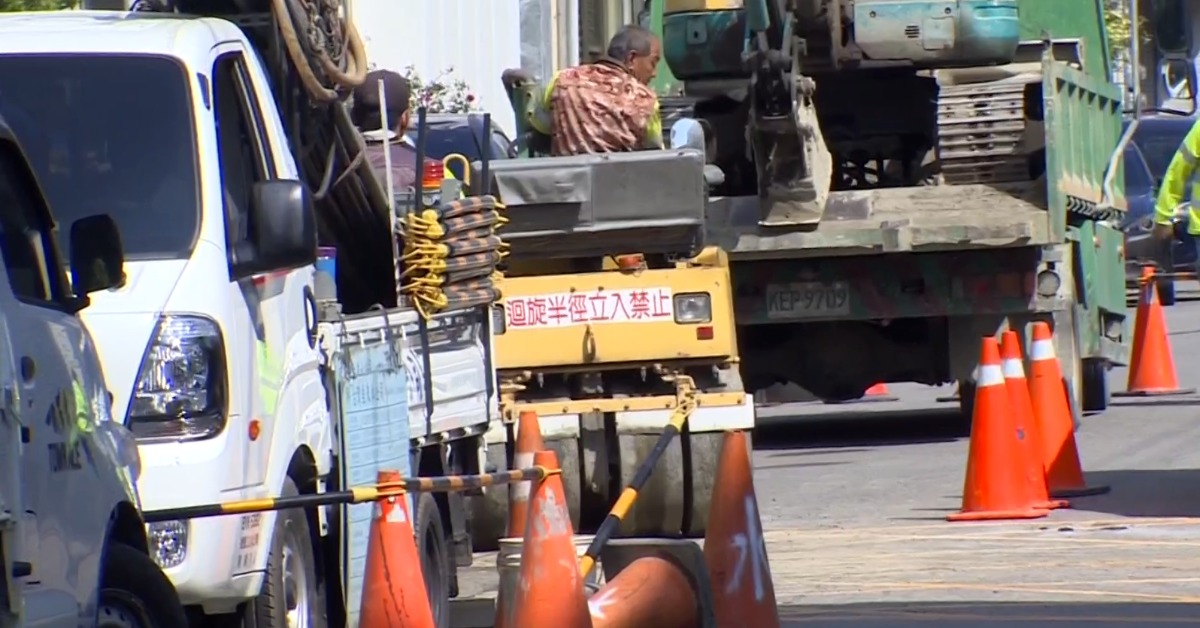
[318,304,496,626]
[706,181,1052,261]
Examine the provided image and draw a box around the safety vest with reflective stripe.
[1155,118,1200,235]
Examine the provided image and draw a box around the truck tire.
[957,380,977,424]
[97,542,189,628]
[244,477,324,628]
[416,492,451,628]
[1081,358,1110,415]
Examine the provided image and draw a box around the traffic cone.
[358,470,435,628]
[823,382,897,404]
[508,450,592,628]
[495,410,547,628]
[948,338,1051,522]
[588,554,699,628]
[507,410,544,538]
[1028,322,1111,498]
[704,430,780,628]
[1115,267,1195,397]
[1000,331,1069,511]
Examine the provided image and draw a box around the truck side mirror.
[232,180,317,279]
[69,213,126,297]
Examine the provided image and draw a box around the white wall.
[348,0,521,136]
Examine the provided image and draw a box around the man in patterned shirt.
[505,25,663,156]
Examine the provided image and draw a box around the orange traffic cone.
[1029,322,1110,498]
[704,430,780,628]
[359,470,435,628]
[1116,267,1194,397]
[949,338,1051,522]
[508,450,592,628]
[1000,331,1068,511]
[824,382,898,404]
[495,410,548,628]
[508,410,545,538]
[588,554,699,628]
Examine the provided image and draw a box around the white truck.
[0,112,186,625]
[0,6,499,628]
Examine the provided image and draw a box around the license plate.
[766,282,851,320]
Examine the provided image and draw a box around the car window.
[0,54,200,262]
[1133,123,1193,179]
[1124,144,1154,192]
[0,142,64,305]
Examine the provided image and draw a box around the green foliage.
[1103,0,1150,59]
[0,0,76,11]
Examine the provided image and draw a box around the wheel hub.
[282,528,311,628]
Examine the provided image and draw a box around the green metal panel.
[1041,53,1126,243]
[1071,222,1129,360]
[645,0,683,96]
[1018,0,1111,77]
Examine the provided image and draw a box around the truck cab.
[0,111,185,626]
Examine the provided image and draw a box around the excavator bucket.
[756,101,833,228]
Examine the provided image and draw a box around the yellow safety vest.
[1155,118,1200,234]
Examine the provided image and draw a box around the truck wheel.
[466,444,509,552]
[97,542,188,628]
[244,477,323,628]
[417,492,451,628]
[1081,358,1110,415]
[957,380,977,423]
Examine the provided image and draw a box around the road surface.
[454,299,1200,627]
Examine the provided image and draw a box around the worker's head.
[351,69,412,135]
[607,25,660,86]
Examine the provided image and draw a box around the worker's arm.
[1154,120,1200,231]
[641,98,664,150]
[529,74,557,135]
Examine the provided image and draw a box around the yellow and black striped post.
[141,466,551,524]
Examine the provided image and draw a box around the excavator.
[636,0,1131,415]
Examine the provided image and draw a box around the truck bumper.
[137,445,271,613]
[486,391,755,446]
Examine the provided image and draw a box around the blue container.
[315,246,338,301]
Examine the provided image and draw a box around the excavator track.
[936,79,1037,186]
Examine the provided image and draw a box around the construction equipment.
[630,0,1130,415]
[464,143,756,547]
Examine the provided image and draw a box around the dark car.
[1120,114,1197,305]
[404,112,516,182]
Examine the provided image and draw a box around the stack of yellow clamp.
[399,184,509,319]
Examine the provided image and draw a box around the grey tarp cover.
[473,148,707,260]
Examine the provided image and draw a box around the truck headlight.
[673,293,712,324]
[126,315,228,441]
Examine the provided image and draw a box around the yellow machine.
[457,147,755,547]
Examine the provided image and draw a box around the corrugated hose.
[399,195,509,320]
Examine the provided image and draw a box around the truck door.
[209,42,317,487]
[0,139,107,623]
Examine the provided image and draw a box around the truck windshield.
[0,54,199,261]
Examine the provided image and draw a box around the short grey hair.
[606,25,657,62]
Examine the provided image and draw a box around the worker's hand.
[501,68,535,90]
[1153,221,1176,241]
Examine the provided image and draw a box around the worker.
[1153,122,1200,253]
[351,69,437,192]
[502,25,664,156]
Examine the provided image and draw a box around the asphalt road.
[450,298,1200,627]
[758,299,1200,626]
